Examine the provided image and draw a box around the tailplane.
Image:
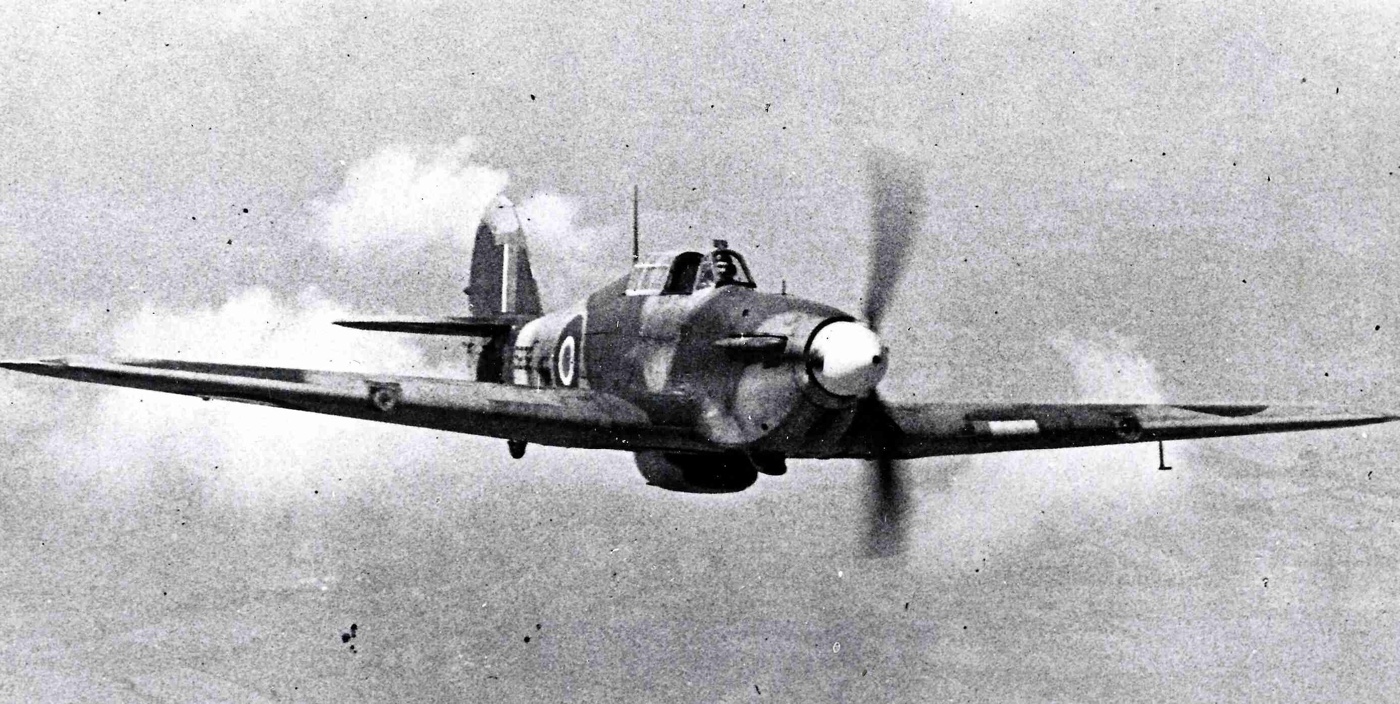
[333,194,542,383]
[465,195,543,317]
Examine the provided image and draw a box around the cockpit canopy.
[626,244,756,296]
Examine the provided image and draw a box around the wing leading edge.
[331,316,529,336]
[0,356,697,451]
[837,400,1398,459]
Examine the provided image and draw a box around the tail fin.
[465,196,544,317]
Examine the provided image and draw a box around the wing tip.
[1298,406,1400,427]
[1200,404,1400,424]
[0,356,70,372]
[1318,406,1400,424]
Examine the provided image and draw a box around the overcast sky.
[2,0,1398,701]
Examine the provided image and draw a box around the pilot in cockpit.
[702,239,754,290]
[712,251,740,287]
[649,241,756,295]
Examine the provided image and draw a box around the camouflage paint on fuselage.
[581,273,861,454]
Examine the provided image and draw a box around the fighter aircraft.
[4,156,1395,555]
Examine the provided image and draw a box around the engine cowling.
[634,451,760,493]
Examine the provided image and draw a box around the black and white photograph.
[2,1,1397,701]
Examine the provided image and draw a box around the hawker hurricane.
[5,156,1394,555]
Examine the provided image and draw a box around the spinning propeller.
[861,151,928,557]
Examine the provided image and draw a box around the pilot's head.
[713,252,738,284]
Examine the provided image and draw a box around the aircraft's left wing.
[837,400,1398,459]
[0,356,687,451]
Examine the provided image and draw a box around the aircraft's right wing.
[836,400,1398,459]
[0,356,695,451]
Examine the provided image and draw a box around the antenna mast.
[631,185,640,264]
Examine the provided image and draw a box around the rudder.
[465,195,544,317]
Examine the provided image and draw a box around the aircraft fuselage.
[509,274,876,456]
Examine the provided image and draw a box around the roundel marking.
[555,314,585,387]
[557,335,577,387]
[1114,416,1144,442]
[368,382,401,412]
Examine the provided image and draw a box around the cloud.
[513,193,624,307]
[15,138,648,518]
[516,193,581,246]
[7,133,521,523]
[307,136,626,309]
[1049,332,1166,404]
[19,135,624,516]
[111,287,433,373]
[314,137,509,257]
[911,332,1191,570]
[41,287,484,510]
